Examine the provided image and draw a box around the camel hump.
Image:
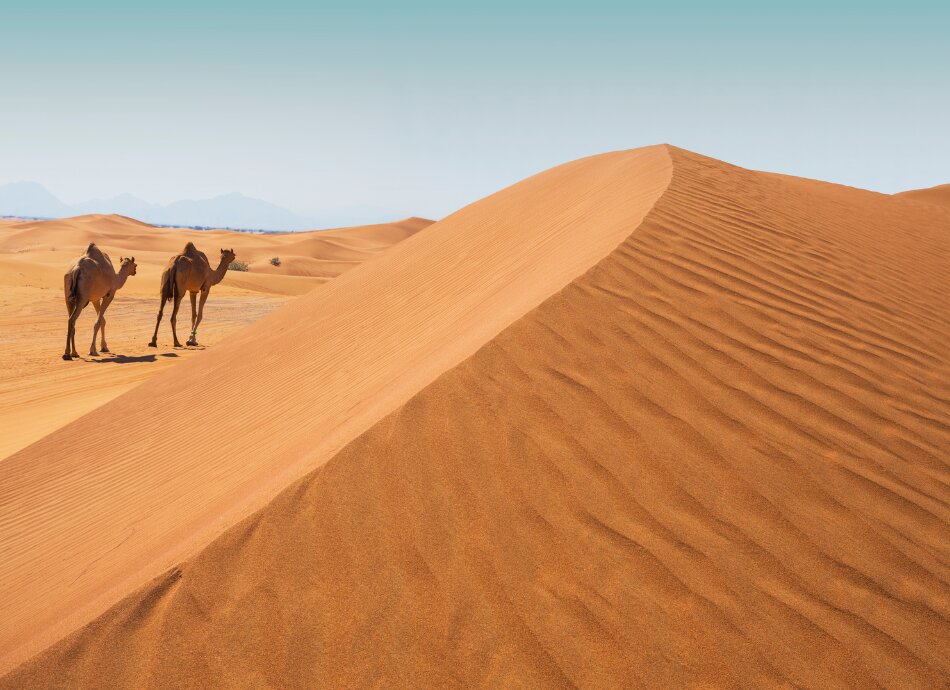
[182,242,199,254]
[84,243,107,262]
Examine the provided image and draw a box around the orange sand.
[1,148,948,687]
[0,215,430,459]
[896,183,950,210]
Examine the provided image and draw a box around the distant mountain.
[0,181,73,218]
[73,193,159,219]
[0,182,387,231]
[151,193,314,231]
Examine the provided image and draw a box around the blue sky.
[1,1,947,221]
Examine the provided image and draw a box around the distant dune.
[1,147,948,687]
[896,183,950,209]
[0,213,433,283]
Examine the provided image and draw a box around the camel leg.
[99,315,109,352]
[189,292,197,332]
[149,298,167,347]
[89,299,103,357]
[71,300,87,359]
[64,300,79,360]
[65,300,86,360]
[69,306,78,359]
[170,291,185,348]
[99,294,114,353]
[187,290,207,346]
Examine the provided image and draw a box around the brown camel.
[149,243,236,348]
[63,243,137,360]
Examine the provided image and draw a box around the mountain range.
[0,181,403,231]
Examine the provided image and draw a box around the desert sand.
[0,214,431,458]
[896,183,950,210]
[0,146,948,688]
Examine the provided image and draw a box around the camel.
[63,244,137,360]
[149,243,236,348]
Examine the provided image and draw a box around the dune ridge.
[0,146,673,676]
[896,183,950,211]
[7,145,948,687]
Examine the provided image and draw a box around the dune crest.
[896,183,950,210]
[0,146,673,675]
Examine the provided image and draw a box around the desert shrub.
[228,260,250,272]
[270,257,281,266]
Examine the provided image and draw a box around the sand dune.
[2,146,949,687]
[896,183,950,210]
[0,215,429,459]
[0,146,671,675]
[0,213,433,281]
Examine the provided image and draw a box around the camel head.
[220,248,236,265]
[119,256,138,276]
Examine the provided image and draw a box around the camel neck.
[211,258,230,286]
[114,266,132,290]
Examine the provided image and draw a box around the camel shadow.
[89,353,178,364]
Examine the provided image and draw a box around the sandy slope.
[896,183,950,209]
[0,146,671,676]
[3,146,950,687]
[0,215,430,459]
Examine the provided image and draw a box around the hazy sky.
[1,1,947,220]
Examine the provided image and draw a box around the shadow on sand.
[88,352,179,364]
